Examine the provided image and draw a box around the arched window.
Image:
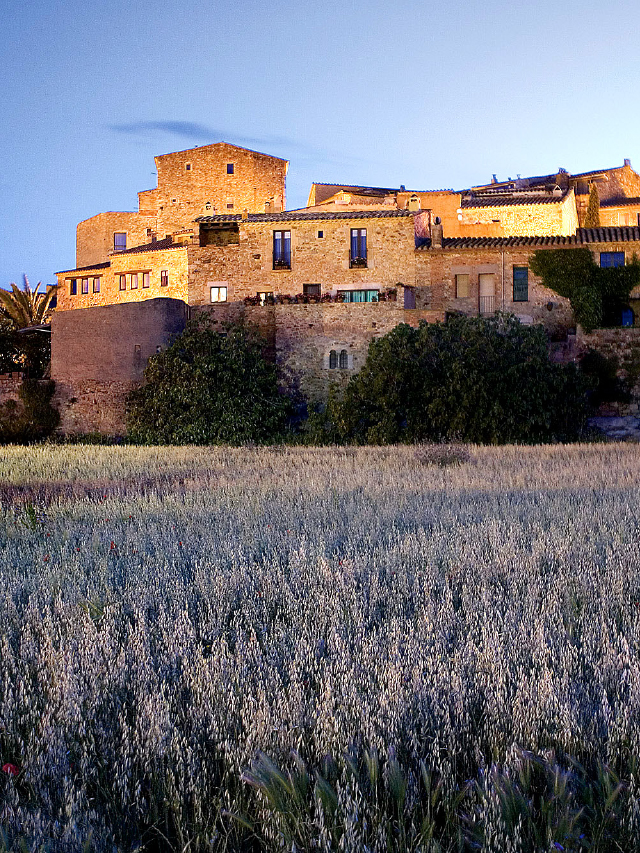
[329,350,337,369]
[339,349,348,369]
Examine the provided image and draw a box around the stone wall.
[188,213,417,305]
[0,373,24,412]
[577,326,640,414]
[416,245,574,334]
[76,211,156,267]
[57,246,189,312]
[51,298,187,434]
[458,190,578,237]
[154,144,288,235]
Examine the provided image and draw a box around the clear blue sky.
[1,0,639,288]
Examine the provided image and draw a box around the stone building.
[51,142,640,434]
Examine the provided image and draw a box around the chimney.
[431,216,443,249]
[491,174,498,184]
[407,194,421,212]
[273,197,282,213]
[241,208,248,220]
[624,158,632,168]
[265,200,271,213]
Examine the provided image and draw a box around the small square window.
[114,232,126,252]
[142,272,150,288]
[130,273,138,290]
[455,274,469,298]
[227,163,234,174]
[69,278,77,296]
[185,163,192,171]
[210,285,228,303]
[318,230,324,238]
[93,277,101,293]
[119,275,126,291]
[160,270,168,287]
[303,283,321,297]
[81,278,89,294]
[226,199,234,209]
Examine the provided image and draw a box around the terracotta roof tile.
[418,227,640,250]
[196,209,415,223]
[55,261,111,274]
[460,193,565,208]
[113,236,186,255]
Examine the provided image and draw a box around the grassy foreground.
[1,444,640,852]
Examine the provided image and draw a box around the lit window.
[273,230,291,269]
[350,229,367,268]
[513,267,529,302]
[81,278,89,294]
[455,274,469,298]
[130,273,138,290]
[119,275,126,291]
[600,252,625,268]
[93,277,101,293]
[339,289,379,303]
[258,291,274,306]
[69,278,77,296]
[227,163,234,174]
[142,273,150,289]
[160,270,168,287]
[114,232,126,252]
[339,349,348,369]
[210,285,228,303]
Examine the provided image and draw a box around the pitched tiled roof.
[311,183,400,204]
[418,227,640,249]
[460,193,565,208]
[600,197,640,208]
[113,236,186,255]
[196,209,415,223]
[56,261,111,274]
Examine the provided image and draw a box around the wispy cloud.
[109,120,222,142]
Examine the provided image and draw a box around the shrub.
[0,380,59,443]
[313,313,589,445]
[127,318,292,445]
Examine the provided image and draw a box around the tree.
[0,275,58,329]
[584,183,601,228]
[127,318,292,445]
[313,314,588,445]
[530,248,640,332]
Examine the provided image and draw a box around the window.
[350,228,367,268]
[273,230,291,269]
[226,199,234,209]
[210,285,228,303]
[114,232,126,252]
[340,289,379,303]
[455,274,469,298]
[600,252,625,268]
[317,230,324,238]
[303,283,321,297]
[93,277,101,293]
[119,275,126,291]
[185,163,192,171]
[130,273,138,290]
[329,350,337,369]
[227,163,234,174]
[258,292,274,306]
[339,349,348,369]
[513,266,529,302]
[160,270,168,287]
[81,278,89,294]
[69,278,77,296]
[142,273,150,289]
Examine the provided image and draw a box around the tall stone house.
[51,142,640,434]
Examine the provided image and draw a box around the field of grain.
[2,444,640,852]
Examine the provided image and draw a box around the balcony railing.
[479,296,495,315]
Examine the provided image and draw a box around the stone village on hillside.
[41,142,640,435]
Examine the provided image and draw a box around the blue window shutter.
[284,231,291,266]
[351,230,358,259]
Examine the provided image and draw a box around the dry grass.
[1,443,640,851]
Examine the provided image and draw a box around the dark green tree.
[127,318,292,445]
[313,314,588,445]
[530,248,640,332]
[584,183,601,228]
